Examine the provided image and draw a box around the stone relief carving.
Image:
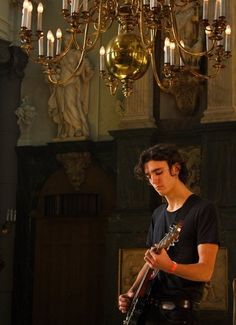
[15,95,37,146]
[56,152,91,190]
[179,146,201,195]
[171,74,200,116]
[48,45,94,141]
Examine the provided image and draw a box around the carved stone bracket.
[179,146,201,195]
[171,72,200,116]
[56,152,91,190]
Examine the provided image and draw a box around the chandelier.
[19,0,231,97]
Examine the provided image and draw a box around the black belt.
[149,298,199,310]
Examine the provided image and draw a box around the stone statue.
[176,2,204,68]
[15,96,36,146]
[48,43,94,141]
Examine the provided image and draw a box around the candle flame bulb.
[56,28,62,39]
[47,30,53,41]
[100,46,105,56]
[37,2,43,13]
[225,25,231,35]
[23,0,29,9]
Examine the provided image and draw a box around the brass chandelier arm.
[189,66,221,80]
[46,24,89,86]
[131,0,139,17]
[150,46,171,92]
[87,0,108,50]
[46,48,86,85]
[139,0,153,49]
[51,32,75,63]
[170,7,213,57]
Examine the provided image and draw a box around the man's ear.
[171,163,181,176]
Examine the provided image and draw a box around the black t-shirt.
[146,194,220,302]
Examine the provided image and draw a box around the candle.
[150,0,157,10]
[170,42,175,66]
[71,0,75,14]
[74,0,79,12]
[37,3,44,31]
[99,46,105,71]
[21,0,29,27]
[26,1,33,30]
[71,0,79,13]
[214,0,220,20]
[179,40,184,66]
[225,25,231,52]
[83,0,88,11]
[150,29,155,42]
[164,37,170,64]
[205,26,211,51]
[47,30,53,57]
[202,0,208,20]
[62,0,68,10]
[50,33,55,58]
[219,0,224,17]
[13,210,16,222]
[56,28,62,55]
[38,36,44,56]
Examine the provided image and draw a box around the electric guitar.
[123,222,182,325]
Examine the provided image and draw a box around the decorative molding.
[201,106,236,123]
[56,152,91,190]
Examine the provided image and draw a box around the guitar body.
[123,268,155,325]
[122,222,182,325]
[123,295,149,325]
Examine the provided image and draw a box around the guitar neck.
[132,265,158,302]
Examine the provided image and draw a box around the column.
[0,42,28,325]
[201,0,236,123]
[119,67,156,129]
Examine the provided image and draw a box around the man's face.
[144,160,179,196]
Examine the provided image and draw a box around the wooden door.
[32,217,106,325]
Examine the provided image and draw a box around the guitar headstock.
[154,222,183,252]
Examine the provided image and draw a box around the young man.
[118,144,219,324]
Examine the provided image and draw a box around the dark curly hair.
[134,143,188,184]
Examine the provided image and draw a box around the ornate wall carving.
[56,152,91,190]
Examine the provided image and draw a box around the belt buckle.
[181,299,190,309]
[161,301,176,310]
